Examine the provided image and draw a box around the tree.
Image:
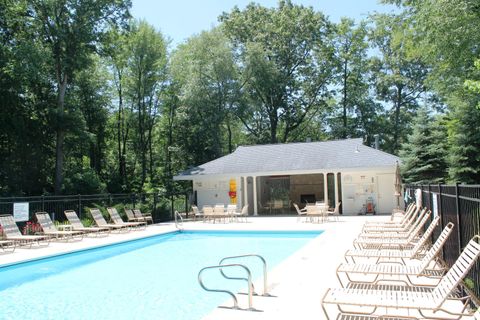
[369,13,429,154]
[125,20,168,190]
[220,0,334,143]
[399,107,448,183]
[331,18,370,139]
[447,96,480,183]
[22,0,130,194]
[170,28,240,164]
[102,27,130,190]
[383,0,480,181]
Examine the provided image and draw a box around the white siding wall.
[192,166,399,215]
[193,177,242,209]
[341,167,398,215]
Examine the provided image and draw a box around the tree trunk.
[342,59,348,138]
[116,69,125,186]
[54,77,68,194]
[226,115,233,154]
[269,107,278,144]
[393,85,403,154]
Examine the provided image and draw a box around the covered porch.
[240,173,342,216]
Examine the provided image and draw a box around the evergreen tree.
[399,107,448,183]
[447,98,480,183]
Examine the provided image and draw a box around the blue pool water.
[0,230,321,320]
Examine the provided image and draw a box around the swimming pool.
[0,230,322,319]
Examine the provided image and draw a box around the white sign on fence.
[415,188,422,208]
[432,193,438,218]
[13,202,29,222]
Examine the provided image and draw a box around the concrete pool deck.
[0,215,474,319]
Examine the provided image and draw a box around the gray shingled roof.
[174,138,399,179]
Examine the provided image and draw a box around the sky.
[131,0,398,48]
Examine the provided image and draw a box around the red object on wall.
[228,191,237,198]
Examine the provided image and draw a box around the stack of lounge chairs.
[0,206,154,253]
[321,204,480,319]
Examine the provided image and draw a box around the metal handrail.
[219,254,269,296]
[174,210,184,229]
[198,263,255,310]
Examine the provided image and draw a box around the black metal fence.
[405,184,480,298]
[0,192,190,225]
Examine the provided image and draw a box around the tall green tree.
[102,27,131,190]
[369,13,428,154]
[170,28,240,164]
[331,18,371,139]
[21,0,130,194]
[399,107,448,183]
[125,20,168,190]
[220,0,334,143]
[384,0,480,181]
[447,95,480,183]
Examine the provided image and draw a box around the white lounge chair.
[345,216,443,263]
[64,210,110,237]
[89,208,129,232]
[107,207,146,230]
[322,235,480,320]
[35,212,84,241]
[0,215,49,248]
[359,207,428,237]
[353,210,431,250]
[362,205,420,231]
[336,222,453,287]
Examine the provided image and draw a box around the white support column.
[334,172,339,207]
[243,177,248,210]
[324,173,328,206]
[253,176,258,216]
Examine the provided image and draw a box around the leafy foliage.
[1,0,479,197]
[399,107,448,183]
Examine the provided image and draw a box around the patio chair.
[293,203,307,222]
[88,208,129,232]
[306,204,325,223]
[336,221,453,287]
[202,205,214,223]
[191,205,204,222]
[34,212,84,241]
[125,208,145,223]
[226,204,237,222]
[345,216,442,263]
[327,202,341,222]
[352,210,432,250]
[0,215,49,248]
[231,205,248,223]
[107,207,146,230]
[133,209,153,224]
[213,204,226,223]
[64,210,110,237]
[321,235,480,320]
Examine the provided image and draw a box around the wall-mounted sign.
[432,193,438,218]
[415,188,422,208]
[13,202,29,222]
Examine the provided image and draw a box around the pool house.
[174,138,401,215]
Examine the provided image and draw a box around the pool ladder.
[174,210,184,230]
[198,254,271,311]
